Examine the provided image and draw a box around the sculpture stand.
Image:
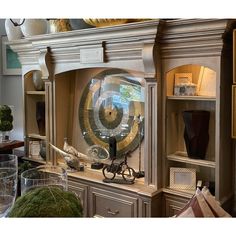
[135,115,145,178]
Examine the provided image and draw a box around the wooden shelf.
[22,156,46,164]
[26,91,45,95]
[27,133,46,140]
[167,151,216,168]
[162,187,195,198]
[167,95,216,101]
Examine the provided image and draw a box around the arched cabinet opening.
[53,68,146,183]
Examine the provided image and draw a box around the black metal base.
[103,178,134,185]
[91,162,104,169]
[135,171,145,178]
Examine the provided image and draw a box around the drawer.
[89,187,138,217]
[68,180,88,217]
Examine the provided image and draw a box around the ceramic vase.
[5,19,23,41]
[182,110,210,159]
[33,71,44,91]
[20,19,48,37]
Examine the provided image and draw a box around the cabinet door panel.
[68,180,88,217]
[163,194,190,217]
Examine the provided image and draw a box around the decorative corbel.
[142,43,156,79]
[38,47,53,81]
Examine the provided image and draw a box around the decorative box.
[174,83,197,96]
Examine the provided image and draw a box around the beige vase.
[20,19,48,37]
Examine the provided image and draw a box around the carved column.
[39,48,54,164]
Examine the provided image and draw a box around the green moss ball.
[8,186,83,217]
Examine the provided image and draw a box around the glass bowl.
[21,165,67,195]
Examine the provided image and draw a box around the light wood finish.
[167,152,216,168]
[68,178,88,217]
[23,71,47,163]
[10,20,163,217]
[89,187,138,217]
[9,19,235,217]
[68,170,161,217]
[163,193,190,217]
[161,19,235,209]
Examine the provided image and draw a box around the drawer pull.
[106,208,119,216]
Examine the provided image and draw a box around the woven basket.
[83,19,128,27]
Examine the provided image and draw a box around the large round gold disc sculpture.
[79,69,145,158]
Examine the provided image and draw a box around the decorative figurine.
[63,137,87,159]
[49,143,87,171]
[102,151,136,184]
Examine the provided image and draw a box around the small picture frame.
[170,167,196,190]
[1,35,21,75]
[174,73,192,85]
[29,140,43,160]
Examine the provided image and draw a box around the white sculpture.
[49,142,88,171]
[63,138,87,159]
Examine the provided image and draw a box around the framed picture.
[169,167,196,190]
[196,66,216,97]
[29,140,43,160]
[1,35,21,75]
[174,73,192,85]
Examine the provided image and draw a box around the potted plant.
[0,105,13,142]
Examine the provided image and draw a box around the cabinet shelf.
[163,187,195,198]
[167,95,216,101]
[27,133,46,140]
[167,151,216,168]
[22,156,46,164]
[26,91,45,95]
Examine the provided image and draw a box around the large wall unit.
[9,19,236,217]
[10,20,163,217]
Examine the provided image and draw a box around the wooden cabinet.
[10,20,163,217]
[10,19,236,217]
[163,192,190,217]
[68,172,161,217]
[161,19,235,213]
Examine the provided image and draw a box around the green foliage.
[0,120,13,131]
[0,105,13,131]
[9,186,83,217]
[0,105,11,116]
[18,161,32,177]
